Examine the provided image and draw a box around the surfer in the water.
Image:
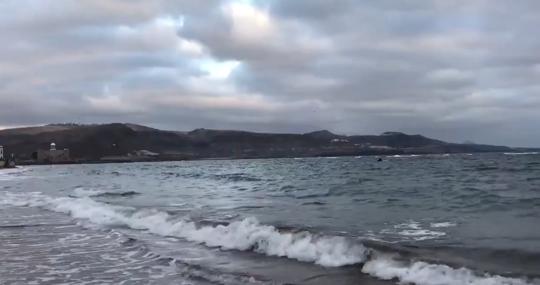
[377,157,383,162]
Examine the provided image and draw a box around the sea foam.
[504,152,539,156]
[362,255,536,285]
[2,191,537,285]
[0,191,368,267]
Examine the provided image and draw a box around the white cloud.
[223,2,276,45]
[199,59,241,79]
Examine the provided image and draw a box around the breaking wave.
[362,254,536,285]
[1,191,537,285]
[1,191,367,267]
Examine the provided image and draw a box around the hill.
[0,123,520,164]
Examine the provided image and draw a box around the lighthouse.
[36,142,70,163]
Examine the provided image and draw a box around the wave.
[387,154,422,158]
[0,167,29,181]
[72,187,140,198]
[362,254,535,285]
[211,173,262,182]
[381,221,449,241]
[0,223,72,229]
[526,177,540,182]
[430,222,456,228]
[116,235,276,285]
[1,191,537,285]
[474,165,499,171]
[1,191,367,267]
[301,201,326,206]
[295,192,331,199]
[504,152,539,156]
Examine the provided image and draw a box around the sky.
[0,0,539,147]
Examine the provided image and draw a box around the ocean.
[1,153,539,285]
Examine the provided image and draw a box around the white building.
[331,138,350,143]
[37,142,70,163]
[0,145,4,161]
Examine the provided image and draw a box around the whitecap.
[397,229,446,241]
[383,221,447,241]
[362,255,535,285]
[504,152,539,156]
[2,191,536,285]
[430,222,456,228]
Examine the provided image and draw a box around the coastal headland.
[0,123,535,165]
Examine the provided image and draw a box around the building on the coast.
[132,149,159,157]
[36,142,71,163]
[0,145,16,168]
[330,138,350,143]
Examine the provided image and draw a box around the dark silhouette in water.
[377,157,383,162]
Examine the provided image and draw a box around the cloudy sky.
[1,0,539,146]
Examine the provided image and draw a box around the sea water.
[1,153,539,284]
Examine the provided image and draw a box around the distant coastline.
[1,123,538,166]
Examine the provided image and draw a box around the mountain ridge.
[0,123,531,164]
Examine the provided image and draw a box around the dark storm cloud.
[0,0,539,146]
